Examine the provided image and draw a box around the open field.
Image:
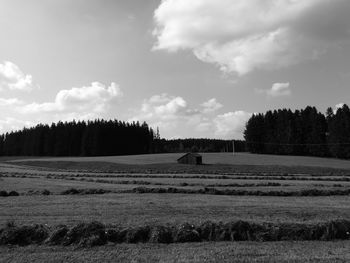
[3,173,350,195]
[1,193,350,226]
[1,152,350,262]
[8,152,350,169]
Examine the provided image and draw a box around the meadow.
[1,152,350,262]
[2,241,350,263]
[10,152,350,168]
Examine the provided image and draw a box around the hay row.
[60,188,112,195]
[1,220,349,247]
[58,177,348,188]
[3,166,350,178]
[2,172,350,182]
[47,163,349,177]
[0,188,110,197]
[128,186,350,196]
[46,173,350,182]
[0,190,19,197]
[47,176,286,188]
[2,186,350,197]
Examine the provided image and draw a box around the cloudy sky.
[1,0,350,139]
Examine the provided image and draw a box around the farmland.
[1,152,350,262]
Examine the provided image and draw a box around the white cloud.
[0,98,24,106]
[201,98,223,113]
[19,82,122,114]
[131,94,249,139]
[269,83,291,97]
[257,82,291,97]
[132,94,198,131]
[153,0,350,75]
[214,111,252,139]
[0,61,34,91]
[154,96,187,116]
[0,117,34,134]
[1,82,122,134]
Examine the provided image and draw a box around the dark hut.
[177,153,202,165]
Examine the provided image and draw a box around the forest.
[0,120,245,156]
[244,104,350,158]
[0,120,155,156]
[2,104,350,158]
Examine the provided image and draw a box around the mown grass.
[0,177,136,193]
[2,154,350,262]
[9,152,350,169]
[3,175,350,197]
[1,241,350,263]
[11,160,350,176]
[1,194,349,226]
[49,176,350,191]
[1,220,349,247]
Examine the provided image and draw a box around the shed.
[177,153,202,165]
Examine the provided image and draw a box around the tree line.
[153,138,246,153]
[0,120,155,156]
[0,119,247,157]
[244,104,350,158]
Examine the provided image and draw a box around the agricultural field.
[1,152,350,262]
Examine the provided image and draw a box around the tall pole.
[232,139,235,156]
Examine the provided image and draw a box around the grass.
[2,152,350,261]
[1,193,349,226]
[8,152,350,169]
[1,241,350,263]
[3,173,350,197]
[0,177,135,193]
[1,220,349,247]
[10,160,350,176]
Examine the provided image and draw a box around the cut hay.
[129,187,350,197]
[62,221,107,247]
[0,224,49,246]
[0,219,349,247]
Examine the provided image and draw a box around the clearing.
[1,152,350,262]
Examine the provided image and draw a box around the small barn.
[177,153,202,165]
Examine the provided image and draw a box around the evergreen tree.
[0,119,156,157]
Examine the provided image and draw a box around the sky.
[1,0,350,139]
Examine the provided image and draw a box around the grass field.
[8,152,350,169]
[2,194,349,226]
[1,241,350,263]
[1,152,350,262]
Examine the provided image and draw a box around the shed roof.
[177,152,202,161]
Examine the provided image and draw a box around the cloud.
[0,117,34,134]
[19,82,122,114]
[269,83,291,97]
[131,94,249,139]
[214,111,252,138]
[0,98,24,106]
[0,61,34,91]
[153,0,350,75]
[257,82,291,97]
[132,94,198,131]
[1,82,122,134]
[201,98,223,113]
